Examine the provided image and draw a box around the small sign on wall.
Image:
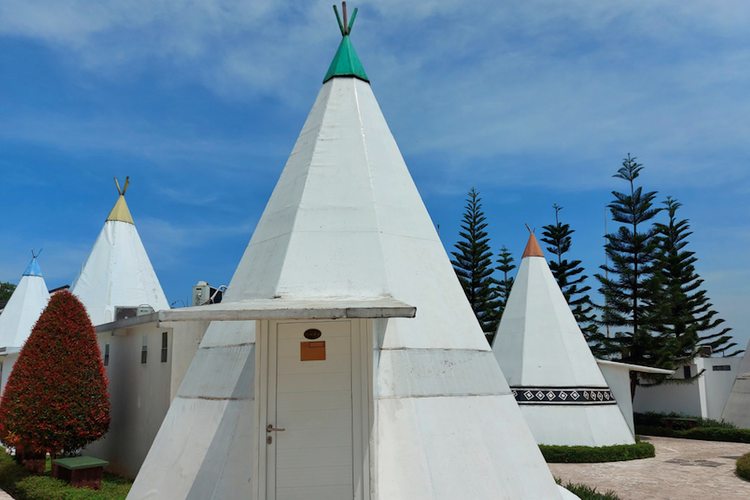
[301,341,326,361]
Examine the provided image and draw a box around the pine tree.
[540,204,597,338]
[594,155,682,399]
[0,291,110,456]
[655,197,741,357]
[495,246,516,312]
[451,188,501,338]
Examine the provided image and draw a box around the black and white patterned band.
[511,386,617,405]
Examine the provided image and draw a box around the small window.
[161,332,168,363]
[683,365,692,378]
[141,335,148,364]
[104,343,110,367]
[713,365,732,372]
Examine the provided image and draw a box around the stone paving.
[549,436,750,500]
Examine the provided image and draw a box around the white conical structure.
[721,337,750,428]
[492,233,634,446]
[71,179,169,326]
[0,255,50,349]
[128,23,567,500]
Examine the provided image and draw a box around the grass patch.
[563,481,623,500]
[737,452,750,481]
[0,450,131,499]
[636,425,750,443]
[540,442,655,463]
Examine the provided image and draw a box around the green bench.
[51,456,109,490]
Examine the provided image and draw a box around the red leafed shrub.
[0,291,110,455]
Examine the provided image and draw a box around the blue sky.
[1,1,749,352]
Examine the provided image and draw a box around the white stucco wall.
[633,357,741,420]
[0,353,18,397]
[598,363,636,436]
[701,357,743,420]
[86,320,207,477]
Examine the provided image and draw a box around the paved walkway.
[0,489,10,499]
[549,436,750,500]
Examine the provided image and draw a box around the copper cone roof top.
[522,232,545,258]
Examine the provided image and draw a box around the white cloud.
[3,0,750,191]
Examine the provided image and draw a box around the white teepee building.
[0,254,51,394]
[721,337,750,428]
[128,8,572,500]
[492,233,634,447]
[71,178,169,326]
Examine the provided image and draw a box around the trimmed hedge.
[16,474,131,500]
[0,449,30,497]
[540,442,655,463]
[636,425,750,443]
[738,452,750,481]
[634,411,737,430]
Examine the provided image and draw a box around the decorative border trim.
[511,386,617,405]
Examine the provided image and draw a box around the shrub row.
[738,452,750,482]
[0,450,30,497]
[16,474,131,500]
[540,442,655,463]
[634,411,737,430]
[562,481,623,500]
[636,425,750,443]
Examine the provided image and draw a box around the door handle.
[267,424,285,432]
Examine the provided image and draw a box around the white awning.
[96,297,416,332]
[596,358,675,375]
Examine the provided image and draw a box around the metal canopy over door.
[262,319,369,500]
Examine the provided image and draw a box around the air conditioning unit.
[699,346,713,358]
[115,307,138,321]
[192,281,211,307]
[192,281,226,307]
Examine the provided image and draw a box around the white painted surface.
[0,353,18,398]
[597,360,674,436]
[492,249,634,446]
[723,337,750,427]
[85,320,207,477]
[71,214,169,326]
[598,362,636,435]
[129,76,564,499]
[266,321,355,500]
[0,260,50,350]
[633,356,742,420]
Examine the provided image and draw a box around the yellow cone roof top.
[106,177,134,224]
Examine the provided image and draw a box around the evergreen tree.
[0,291,110,456]
[495,245,516,308]
[540,204,597,338]
[0,282,15,301]
[655,197,741,357]
[593,155,687,399]
[489,245,516,344]
[451,188,501,338]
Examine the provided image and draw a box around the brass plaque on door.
[301,341,326,361]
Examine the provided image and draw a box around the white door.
[265,321,355,500]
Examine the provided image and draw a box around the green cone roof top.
[323,4,369,84]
